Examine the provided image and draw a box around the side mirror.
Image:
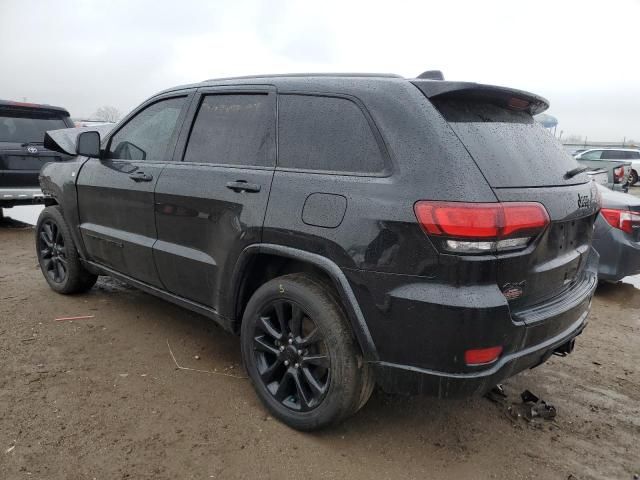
[77,131,101,158]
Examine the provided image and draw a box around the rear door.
[76,93,192,286]
[425,93,599,326]
[153,86,276,308]
[0,107,72,187]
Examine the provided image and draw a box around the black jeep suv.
[36,73,599,430]
[0,100,73,215]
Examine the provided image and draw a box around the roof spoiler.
[412,80,549,115]
[0,100,70,116]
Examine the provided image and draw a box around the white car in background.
[575,148,640,185]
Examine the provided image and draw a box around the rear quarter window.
[431,99,584,188]
[278,94,386,174]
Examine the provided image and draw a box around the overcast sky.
[1,0,639,141]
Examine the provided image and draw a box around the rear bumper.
[370,308,588,397]
[0,187,47,207]
[344,251,597,397]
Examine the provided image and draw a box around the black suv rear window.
[0,110,68,143]
[431,99,584,188]
[278,94,385,174]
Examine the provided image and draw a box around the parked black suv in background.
[0,100,73,215]
[37,73,600,430]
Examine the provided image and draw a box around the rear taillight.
[613,167,625,183]
[600,208,640,234]
[414,201,550,254]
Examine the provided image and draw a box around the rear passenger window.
[601,150,624,160]
[183,94,274,166]
[278,94,385,174]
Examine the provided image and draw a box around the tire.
[35,206,98,294]
[241,273,373,430]
[630,170,638,186]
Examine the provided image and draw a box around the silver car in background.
[574,148,634,191]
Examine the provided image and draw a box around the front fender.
[39,157,90,259]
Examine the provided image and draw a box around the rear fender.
[230,244,379,361]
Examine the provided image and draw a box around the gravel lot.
[0,215,638,480]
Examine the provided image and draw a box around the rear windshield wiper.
[564,165,588,179]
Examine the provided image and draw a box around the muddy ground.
[0,217,638,480]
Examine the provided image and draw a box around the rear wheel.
[630,170,638,186]
[36,206,97,294]
[241,273,373,430]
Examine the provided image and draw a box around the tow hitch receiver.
[553,338,575,357]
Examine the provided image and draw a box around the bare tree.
[92,105,121,122]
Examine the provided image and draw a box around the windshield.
[431,99,586,188]
[0,110,69,143]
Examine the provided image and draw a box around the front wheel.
[241,273,373,430]
[36,206,98,294]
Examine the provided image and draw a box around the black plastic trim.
[84,260,233,331]
[232,243,379,361]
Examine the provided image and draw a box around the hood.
[43,124,115,156]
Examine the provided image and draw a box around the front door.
[153,87,276,310]
[76,94,191,286]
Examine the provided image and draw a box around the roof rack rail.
[204,72,403,82]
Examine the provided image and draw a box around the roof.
[154,73,549,115]
[0,99,70,116]
[582,147,640,152]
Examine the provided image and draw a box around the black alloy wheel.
[241,273,374,430]
[38,219,68,284]
[252,299,330,411]
[35,206,98,294]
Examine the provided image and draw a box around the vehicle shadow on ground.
[90,276,541,439]
[0,216,32,229]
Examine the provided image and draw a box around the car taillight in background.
[613,167,625,184]
[600,208,640,234]
[414,201,550,254]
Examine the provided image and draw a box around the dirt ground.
[0,218,638,480]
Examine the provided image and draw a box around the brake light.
[414,201,549,254]
[614,167,625,183]
[507,97,530,111]
[465,346,503,366]
[600,208,640,234]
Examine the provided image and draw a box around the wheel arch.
[230,244,378,361]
